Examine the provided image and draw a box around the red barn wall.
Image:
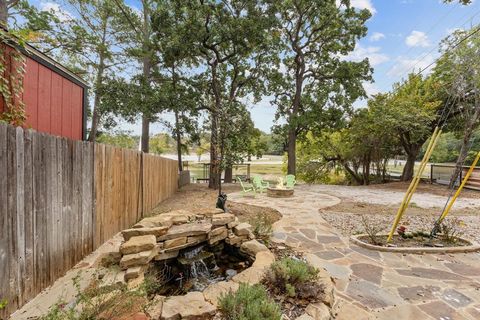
[23,57,84,140]
[0,46,85,140]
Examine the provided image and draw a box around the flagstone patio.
[228,185,480,320]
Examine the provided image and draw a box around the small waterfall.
[180,245,212,279]
[190,259,210,278]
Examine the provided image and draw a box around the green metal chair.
[285,174,296,189]
[237,177,256,197]
[252,176,269,194]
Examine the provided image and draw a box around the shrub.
[218,283,281,320]
[360,214,383,245]
[440,217,465,243]
[249,213,274,243]
[263,257,322,300]
[40,276,147,320]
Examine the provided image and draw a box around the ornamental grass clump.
[218,283,281,320]
[263,257,323,301]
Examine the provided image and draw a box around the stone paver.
[229,185,480,319]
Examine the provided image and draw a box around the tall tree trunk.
[88,26,107,142]
[209,114,219,189]
[209,61,221,189]
[287,128,296,175]
[175,110,183,172]
[401,145,420,181]
[287,50,305,176]
[140,0,151,153]
[171,64,183,172]
[0,1,8,28]
[141,114,150,152]
[224,166,233,183]
[449,105,480,188]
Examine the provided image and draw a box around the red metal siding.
[23,56,84,140]
[1,45,84,140]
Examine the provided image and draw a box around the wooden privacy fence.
[0,122,178,318]
[431,164,480,190]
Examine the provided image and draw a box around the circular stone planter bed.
[350,234,480,254]
[267,187,294,198]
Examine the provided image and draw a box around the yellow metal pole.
[387,127,441,242]
[401,129,442,213]
[437,151,480,224]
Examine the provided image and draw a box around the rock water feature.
[110,208,276,319]
[153,243,250,295]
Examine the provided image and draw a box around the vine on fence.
[0,28,27,126]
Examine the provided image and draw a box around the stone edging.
[350,234,480,254]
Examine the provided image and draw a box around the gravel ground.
[315,183,480,243]
[304,183,480,208]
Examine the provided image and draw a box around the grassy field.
[188,162,284,181]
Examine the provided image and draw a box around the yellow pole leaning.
[387,127,441,242]
[437,151,480,224]
[401,129,442,214]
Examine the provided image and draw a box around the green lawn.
[188,162,284,180]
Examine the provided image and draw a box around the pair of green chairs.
[238,175,296,197]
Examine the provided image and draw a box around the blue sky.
[33,0,480,134]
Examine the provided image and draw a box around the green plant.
[0,298,8,310]
[440,217,465,243]
[360,214,383,245]
[218,283,281,320]
[40,274,148,320]
[0,29,27,126]
[249,213,274,243]
[263,257,322,300]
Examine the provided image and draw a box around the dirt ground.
[367,181,480,199]
[150,183,282,224]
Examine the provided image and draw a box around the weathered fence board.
[0,122,178,318]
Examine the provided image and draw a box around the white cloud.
[350,0,377,15]
[369,32,385,42]
[346,44,389,67]
[405,30,430,47]
[387,54,436,78]
[40,2,72,22]
[336,0,376,15]
[363,82,381,96]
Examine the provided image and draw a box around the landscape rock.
[134,215,173,229]
[125,266,144,281]
[161,292,216,320]
[196,208,224,217]
[240,240,269,257]
[209,226,227,238]
[252,250,275,269]
[233,223,253,236]
[305,303,331,320]
[211,213,235,226]
[164,237,187,249]
[146,295,165,320]
[227,219,239,228]
[231,266,265,285]
[122,227,169,241]
[120,249,157,269]
[157,222,212,241]
[317,268,335,307]
[100,270,126,287]
[120,235,156,255]
[154,250,179,261]
[188,234,207,243]
[225,234,246,245]
[203,281,239,306]
[208,229,228,245]
[127,273,145,290]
